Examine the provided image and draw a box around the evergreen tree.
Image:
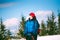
[47,12,56,35]
[5,30,11,40]
[58,10,60,34]
[0,18,6,40]
[41,21,46,36]
[47,16,51,35]
[0,18,11,40]
[17,16,25,38]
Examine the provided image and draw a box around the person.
[24,12,39,40]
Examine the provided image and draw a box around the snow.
[11,35,60,40]
[37,35,60,40]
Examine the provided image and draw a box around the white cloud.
[3,18,19,35]
[3,18,19,27]
[35,10,52,24]
[35,10,52,16]
[0,2,17,8]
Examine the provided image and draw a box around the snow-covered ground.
[37,35,60,40]
[11,35,60,40]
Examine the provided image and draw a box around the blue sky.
[0,0,60,20]
[0,0,60,35]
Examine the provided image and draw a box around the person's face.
[29,16,33,20]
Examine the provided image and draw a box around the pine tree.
[0,18,6,40]
[47,12,56,35]
[58,10,60,34]
[17,16,25,38]
[5,30,11,40]
[41,21,46,36]
[51,12,57,34]
[47,16,51,35]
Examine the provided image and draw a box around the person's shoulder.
[35,20,39,24]
[35,20,38,22]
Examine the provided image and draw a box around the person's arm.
[35,20,40,33]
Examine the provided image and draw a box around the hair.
[33,16,36,20]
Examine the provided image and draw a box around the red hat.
[29,12,35,17]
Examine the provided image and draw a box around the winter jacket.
[24,19,39,35]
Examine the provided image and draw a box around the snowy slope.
[37,35,60,40]
[12,35,60,40]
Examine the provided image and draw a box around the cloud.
[3,18,19,27]
[3,18,19,35]
[35,10,52,24]
[0,2,17,8]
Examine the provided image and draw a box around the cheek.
[30,17,33,19]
